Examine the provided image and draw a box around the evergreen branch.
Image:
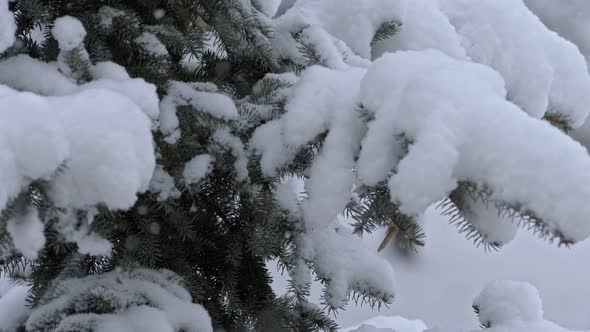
[371,20,402,47]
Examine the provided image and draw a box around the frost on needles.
[2,0,590,331]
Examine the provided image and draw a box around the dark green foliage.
[345,182,426,253]
[371,20,402,47]
[1,1,346,330]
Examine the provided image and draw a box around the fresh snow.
[52,16,87,51]
[159,81,238,142]
[183,154,213,184]
[135,32,169,56]
[25,269,213,332]
[150,166,181,201]
[6,208,46,260]
[3,0,590,331]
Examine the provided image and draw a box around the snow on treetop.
[52,16,87,51]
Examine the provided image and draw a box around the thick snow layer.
[299,226,396,309]
[358,50,590,243]
[48,89,154,210]
[25,269,213,332]
[441,0,590,126]
[82,78,160,120]
[0,281,29,331]
[0,56,156,245]
[469,280,586,332]
[90,61,131,80]
[348,325,394,332]
[0,0,15,53]
[7,208,46,260]
[281,0,404,59]
[250,120,292,176]
[372,0,467,60]
[150,166,181,201]
[183,154,213,184]
[0,89,69,210]
[474,280,544,325]
[253,0,281,17]
[295,66,365,228]
[52,16,87,51]
[0,55,77,95]
[524,0,590,64]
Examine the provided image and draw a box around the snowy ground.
[271,206,590,331]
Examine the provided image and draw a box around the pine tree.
[2,0,590,331]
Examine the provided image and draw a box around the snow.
[254,0,281,17]
[97,306,175,332]
[48,89,155,210]
[0,56,156,259]
[297,66,365,228]
[271,3,371,68]
[82,78,160,120]
[97,6,125,28]
[280,0,403,59]
[0,55,77,95]
[7,208,46,260]
[298,226,396,309]
[469,280,586,332]
[250,120,292,176]
[211,127,249,180]
[356,50,590,243]
[524,0,590,64]
[324,207,590,331]
[183,154,213,184]
[441,0,590,126]
[153,9,166,20]
[372,0,467,60]
[52,16,87,51]
[0,90,69,210]
[135,32,168,56]
[25,269,213,332]
[159,81,239,142]
[474,280,543,326]
[273,177,300,214]
[90,61,130,80]
[344,316,428,332]
[0,0,15,53]
[0,281,29,331]
[4,0,590,330]
[150,166,181,201]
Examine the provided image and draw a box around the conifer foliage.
[2,0,590,331]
